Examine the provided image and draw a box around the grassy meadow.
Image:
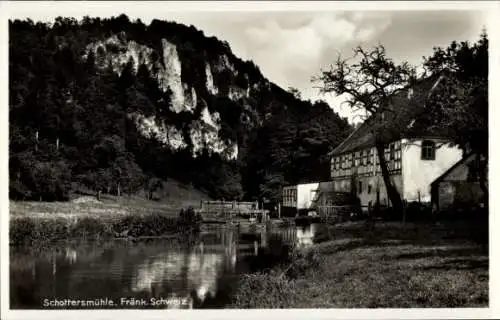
[9,196,204,245]
[231,219,489,308]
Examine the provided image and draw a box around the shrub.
[71,217,111,239]
[285,246,322,279]
[230,271,297,308]
[10,218,36,245]
[10,212,197,245]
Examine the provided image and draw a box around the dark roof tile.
[330,74,446,156]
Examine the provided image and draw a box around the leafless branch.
[313,43,417,118]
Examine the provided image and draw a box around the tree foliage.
[422,31,488,203]
[423,31,488,156]
[9,16,352,202]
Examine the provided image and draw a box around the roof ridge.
[329,117,370,156]
[329,74,447,156]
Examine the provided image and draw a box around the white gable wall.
[297,183,320,210]
[402,138,462,202]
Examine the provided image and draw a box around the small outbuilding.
[430,153,487,213]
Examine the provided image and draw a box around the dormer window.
[421,140,436,160]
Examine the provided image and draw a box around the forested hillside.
[9,15,352,202]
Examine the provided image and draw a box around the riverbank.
[230,219,489,308]
[9,199,203,245]
[10,197,202,218]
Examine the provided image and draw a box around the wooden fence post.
[403,200,407,225]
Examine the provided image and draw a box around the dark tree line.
[9,15,352,202]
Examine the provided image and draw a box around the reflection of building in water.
[272,226,297,247]
[260,227,268,248]
[131,251,223,302]
[189,252,223,301]
[131,230,238,306]
[65,247,78,264]
[131,255,182,292]
[295,224,317,248]
[224,239,237,270]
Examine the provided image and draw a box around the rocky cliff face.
[9,16,353,202]
[84,33,249,160]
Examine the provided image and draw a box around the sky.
[2,1,492,124]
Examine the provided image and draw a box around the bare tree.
[313,44,418,213]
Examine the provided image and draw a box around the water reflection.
[131,231,237,305]
[65,248,78,264]
[10,223,321,309]
[296,223,317,248]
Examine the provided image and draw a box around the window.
[368,184,372,194]
[358,181,362,194]
[421,140,436,160]
[355,152,360,167]
[395,141,401,160]
[390,143,395,160]
[368,148,373,164]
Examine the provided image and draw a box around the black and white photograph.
[1,1,497,319]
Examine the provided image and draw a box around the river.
[10,223,326,309]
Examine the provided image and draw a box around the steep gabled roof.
[431,153,486,187]
[330,74,446,157]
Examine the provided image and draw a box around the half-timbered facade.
[329,75,463,209]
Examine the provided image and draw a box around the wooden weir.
[197,200,270,223]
